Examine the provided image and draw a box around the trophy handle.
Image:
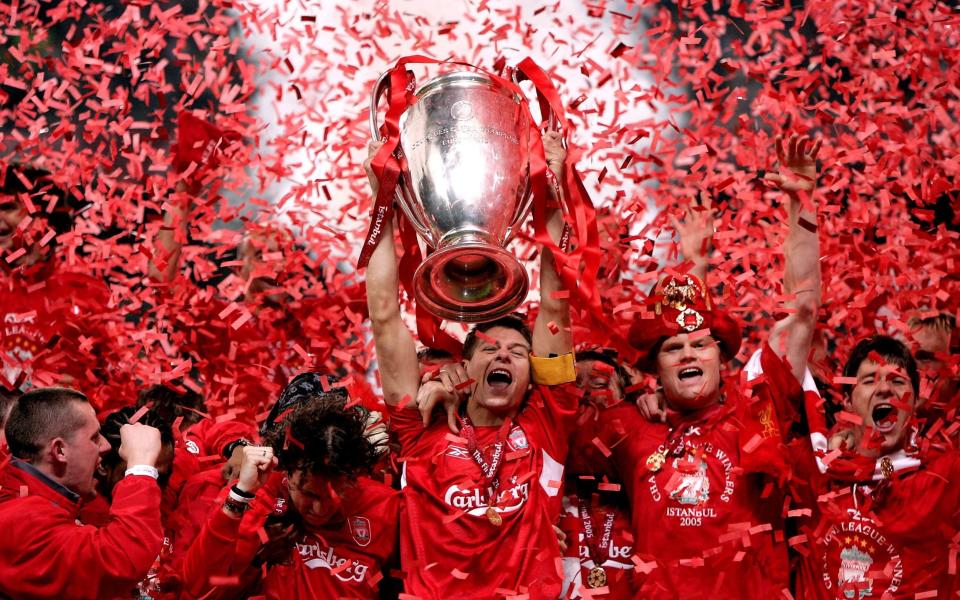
[368,69,392,142]
[367,68,436,244]
[396,182,436,244]
[510,68,562,133]
[502,69,563,243]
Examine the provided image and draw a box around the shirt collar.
[11,458,81,503]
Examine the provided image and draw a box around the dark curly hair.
[263,390,381,479]
[100,406,175,473]
[136,384,206,431]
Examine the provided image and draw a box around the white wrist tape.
[228,487,255,504]
[124,465,159,480]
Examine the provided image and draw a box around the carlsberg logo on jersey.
[296,539,371,583]
[444,477,530,517]
[577,537,634,562]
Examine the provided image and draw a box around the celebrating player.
[180,380,399,599]
[365,131,580,598]
[600,134,822,598]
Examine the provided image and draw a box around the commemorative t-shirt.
[790,431,960,598]
[599,345,799,599]
[387,380,579,599]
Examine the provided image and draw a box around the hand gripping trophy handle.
[368,65,558,323]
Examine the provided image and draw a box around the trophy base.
[414,242,529,323]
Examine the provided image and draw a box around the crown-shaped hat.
[628,273,742,372]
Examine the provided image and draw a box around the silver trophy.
[370,69,550,322]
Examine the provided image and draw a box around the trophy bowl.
[371,69,536,322]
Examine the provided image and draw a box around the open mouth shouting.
[677,366,703,383]
[486,368,513,394]
[870,403,898,434]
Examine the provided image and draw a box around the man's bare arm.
[364,145,420,407]
[148,182,191,282]
[766,134,822,383]
[532,131,573,358]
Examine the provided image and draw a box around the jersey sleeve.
[523,381,580,460]
[743,344,813,436]
[384,396,431,456]
[180,477,280,599]
[522,352,580,452]
[185,417,257,458]
[180,506,245,599]
[0,475,163,600]
[737,345,804,479]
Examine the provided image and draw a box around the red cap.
[628,273,742,372]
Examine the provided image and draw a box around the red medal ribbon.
[578,494,615,568]
[457,416,513,501]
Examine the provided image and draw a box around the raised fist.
[236,445,278,494]
[118,423,162,467]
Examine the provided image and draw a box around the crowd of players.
[0,124,957,600]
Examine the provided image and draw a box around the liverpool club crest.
[838,545,873,598]
[349,516,372,547]
[821,510,903,599]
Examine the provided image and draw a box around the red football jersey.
[599,345,799,599]
[387,382,579,599]
[181,417,256,459]
[181,472,399,599]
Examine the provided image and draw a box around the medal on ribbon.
[646,447,667,472]
[587,565,608,589]
[578,494,615,589]
[459,416,514,527]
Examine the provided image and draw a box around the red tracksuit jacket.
[0,459,163,599]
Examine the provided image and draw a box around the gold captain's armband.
[530,352,576,386]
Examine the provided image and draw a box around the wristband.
[223,496,249,516]
[222,437,252,459]
[229,484,255,502]
[124,465,159,480]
